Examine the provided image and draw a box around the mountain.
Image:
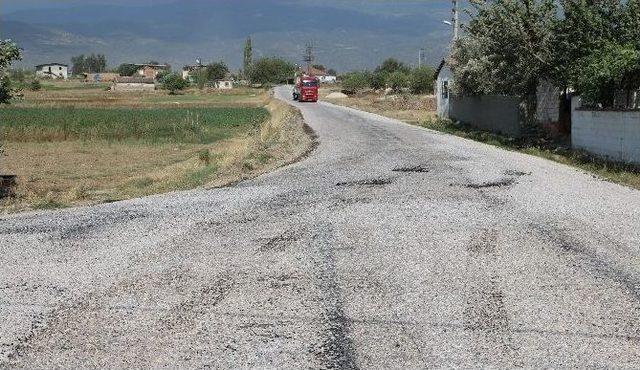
[0,0,453,72]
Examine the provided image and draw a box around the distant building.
[216,79,234,90]
[182,64,205,81]
[133,64,170,79]
[434,59,453,118]
[299,66,337,84]
[112,76,156,91]
[35,63,68,79]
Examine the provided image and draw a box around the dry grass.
[321,87,437,124]
[1,84,312,213]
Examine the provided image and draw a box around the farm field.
[0,82,312,212]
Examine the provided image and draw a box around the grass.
[418,117,640,190]
[0,84,313,213]
[0,107,269,143]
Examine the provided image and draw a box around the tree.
[117,63,139,77]
[327,68,337,76]
[570,42,640,108]
[387,71,410,92]
[341,71,370,94]
[376,58,410,75]
[243,37,253,78]
[450,0,557,126]
[248,57,295,85]
[161,72,188,94]
[409,66,435,94]
[205,62,229,82]
[0,39,22,104]
[370,71,389,90]
[71,54,107,74]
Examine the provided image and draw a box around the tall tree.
[243,37,253,78]
[451,0,557,126]
[0,40,22,104]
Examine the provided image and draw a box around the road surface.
[1,86,640,368]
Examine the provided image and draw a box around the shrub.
[386,71,409,92]
[409,66,435,94]
[341,71,370,94]
[160,73,189,94]
[29,79,42,91]
[370,71,388,90]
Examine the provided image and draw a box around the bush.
[370,71,388,90]
[409,66,435,94]
[116,63,138,77]
[29,79,42,91]
[249,57,295,85]
[160,73,189,94]
[386,71,409,92]
[341,71,371,94]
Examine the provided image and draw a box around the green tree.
[570,42,640,108]
[117,63,139,76]
[243,37,253,77]
[370,71,388,90]
[387,71,410,92]
[451,0,557,125]
[71,54,107,74]
[248,57,295,85]
[376,58,410,75]
[341,71,370,94]
[0,39,22,104]
[161,72,188,95]
[205,62,229,82]
[409,66,435,94]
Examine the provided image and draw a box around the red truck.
[293,75,319,102]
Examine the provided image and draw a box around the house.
[84,73,120,83]
[434,59,453,118]
[111,76,155,91]
[35,63,68,79]
[133,64,170,79]
[300,66,337,84]
[182,64,205,81]
[215,73,234,90]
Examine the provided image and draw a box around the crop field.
[0,107,269,143]
[0,83,310,213]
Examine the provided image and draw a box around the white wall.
[35,65,68,79]
[572,105,640,164]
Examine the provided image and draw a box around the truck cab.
[293,75,319,102]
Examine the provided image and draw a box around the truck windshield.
[303,81,318,87]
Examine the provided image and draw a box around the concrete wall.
[572,107,640,164]
[435,66,453,119]
[449,95,523,137]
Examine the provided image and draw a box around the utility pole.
[452,0,460,41]
[303,43,314,75]
[418,48,425,68]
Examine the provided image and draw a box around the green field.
[0,107,269,143]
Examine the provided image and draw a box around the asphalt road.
[1,86,640,368]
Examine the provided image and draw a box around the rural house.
[300,66,337,83]
[434,59,452,118]
[111,76,155,91]
[133,63,170,79]
[35,63,68,79]
[182,64,205,81]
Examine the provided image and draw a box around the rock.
[326,92,349,99]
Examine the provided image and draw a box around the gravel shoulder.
[1,86,639,368]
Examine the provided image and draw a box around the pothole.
[504,170,531,177]
[465,178,515,189]
[392,165,430,173]
[336,178,393,187]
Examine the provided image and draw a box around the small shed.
[35,63,68,79]
[112,76,155,91]
[434,59,453,118]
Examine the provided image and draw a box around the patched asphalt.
[1,86,639,368]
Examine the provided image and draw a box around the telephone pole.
[418,48,425,68]
[452,0,460,40]
[303,43,314,75]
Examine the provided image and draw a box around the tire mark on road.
[464,229,521,367]
[310,224,358,370]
